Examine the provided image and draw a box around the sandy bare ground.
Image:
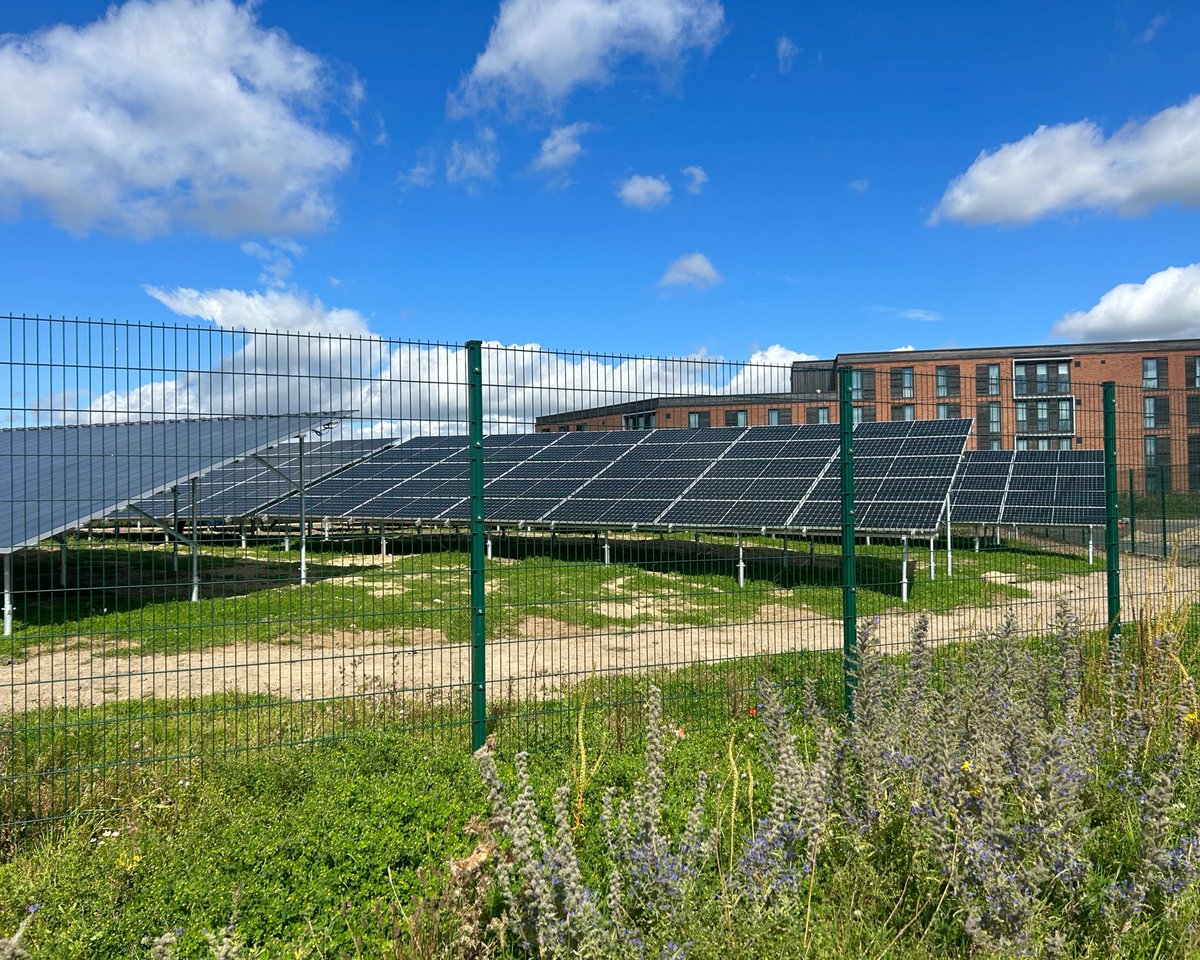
[2,558,1193,714]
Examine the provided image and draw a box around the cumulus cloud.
[659,252,722,289]
[932,94,1200,225]
[144,285,373,336]
[0,0,353,238]
[889,345,916,352]
[776,35,797,74]
[682,164,708,194]
[618,174,672,208]
[532,121,594,175]
[848,179,870,194]
[1052,264,1200,341]
[62,284,809,432]
[447,128,499,184]
[451,0,724,114]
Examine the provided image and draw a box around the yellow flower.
[961,759,972,774]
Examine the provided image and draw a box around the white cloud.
[240,238,305,288]
[682,164,708,194]
[848,178,870,194]
[62,283,809,431]
[144,285,372,336]
[867,305,942,323]
[532,121,594,174]
[451,0,724,114]
[659,252,722,289]
[932,94,1200,225]
[1052,264,1200,341]
[1140,12,1169,44]
[618,174,672,208]
[0,0,353,238]
[889,345,916,352]
[398,159,437,190]
[447,128,499,184]
[898,308,942,323]
[776,35,797,74]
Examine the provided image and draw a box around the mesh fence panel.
[2,317,1198,829]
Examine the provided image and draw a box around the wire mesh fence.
[2,315,1199,830]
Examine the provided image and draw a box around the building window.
[890,367,914,399]
[977,401,1001,443]
[806,406,830,425]
[936,403,961,420]
[1016,403,1028,432]
[725,409,748,428]
[1145,396,1170,429]
[1035,401,1049,432]
[1057,399,1073,434]
[1056,361,1071,394]
[688,411,711,429]
[851,405,875,425]
[1145,435,1164,466]
[1144,357,1167,389]
[1013,359,1071,396]
[976,363,1001,396]
[1188,395,1200,429]
[891,404,915,421]
[1189,356,1200,389]
[848,369,876,401]
[767,408,793,426]
[1146,435,1171,491]
[935,365,960,398]
[575,424,587,431]
[623,412,656,430]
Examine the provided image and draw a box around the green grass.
[2,536,1103,658]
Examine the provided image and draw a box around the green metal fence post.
[1128,468,1136,554]
[1160,464,1168,559]
[1103,382,1121,642]
[466,340,487,751]
[839,366,858,720]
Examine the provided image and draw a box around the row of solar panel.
[120,422,1106,532]
[949,450,1105,526]
[238,420,971,532]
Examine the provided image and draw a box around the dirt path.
[2,559,1191,714]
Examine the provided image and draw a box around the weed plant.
[474,602,1200,959]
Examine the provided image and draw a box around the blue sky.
[2,0,1200,364]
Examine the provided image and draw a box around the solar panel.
[0,414,345,552]
[252,419,974,532]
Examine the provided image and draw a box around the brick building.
[534,339,1200,492]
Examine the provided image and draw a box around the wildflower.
[26,905,39,915]
[961,759,972,774]
[676,727,686,740]
[749,706,757,718]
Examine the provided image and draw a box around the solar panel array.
[267,419,973,533]
[949,450,1105,527]
[126,437,394,520]
[0,414,342,552]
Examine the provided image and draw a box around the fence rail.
[2,315,1199,829]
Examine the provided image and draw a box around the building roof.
[828,337,1200,366]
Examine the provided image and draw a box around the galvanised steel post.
[1103,382,1121,642]
[467,340,487,751]
[839,366,858,720]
